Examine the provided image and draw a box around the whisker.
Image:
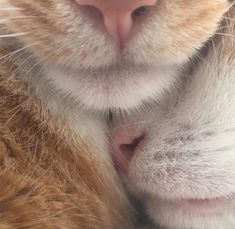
[194,52,209,67]
[222,16,235,22]
[0,42,41,61]
[0,32,29,38]
[214,32,235,38]
[0,7,22,11]
[226,1,235,12]
[0,19,8,23]
[15,52,36,70]
[23,45,68,83]
[0,16,38,22]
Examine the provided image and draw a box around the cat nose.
[110,128,145,174]
[76,0,157,48]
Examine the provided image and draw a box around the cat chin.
[44,62,180,111]
[146,197,235,229]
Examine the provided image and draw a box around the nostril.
[82,5,103,26]
[119,134,145,161]
[76,0,157,49]
[132,6,147,19]
[110,130,145,174]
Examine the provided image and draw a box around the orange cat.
[0,47,134,228]
[0,1,135,228]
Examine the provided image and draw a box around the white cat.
[110,6,235,229]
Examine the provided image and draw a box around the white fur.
[44,62,180,111]
[111,17,235,229]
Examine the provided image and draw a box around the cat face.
[110,7,235,227]
[111,108,235,228]
[0,0,229,110]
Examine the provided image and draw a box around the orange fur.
[0,54,134,228]
[2,0,228,69]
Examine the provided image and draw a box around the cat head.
[110,6,235,227]
[0,0,229,110]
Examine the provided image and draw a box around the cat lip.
[158,195,235,216]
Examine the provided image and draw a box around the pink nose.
[76,0,157,48]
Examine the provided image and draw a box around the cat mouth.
[157,195,235,216]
